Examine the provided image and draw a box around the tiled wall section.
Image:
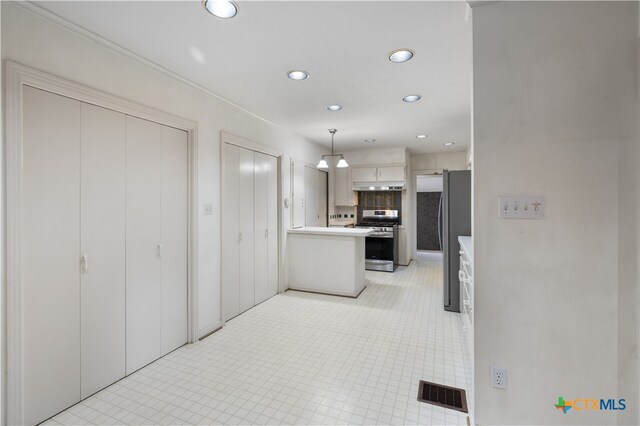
[357,191,402,224]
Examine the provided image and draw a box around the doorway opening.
[415,174,444,254]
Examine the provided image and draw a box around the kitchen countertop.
[288,227,373,237]
[458,236,473,261]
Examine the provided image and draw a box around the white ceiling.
[36,1,472,154]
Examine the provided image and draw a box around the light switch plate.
[498,196,544,219]
[203,203,213,216]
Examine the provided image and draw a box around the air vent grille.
[417,380,468,413]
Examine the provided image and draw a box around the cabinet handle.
[238,232,243,242]
[265,229,268,238]
[157,243,162,258]
[80,255,88,274]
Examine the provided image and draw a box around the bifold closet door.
[160,126,189,355]
[80,103,126,398]
[221,144,241,321]
[254,153,279,304]
[126,116,162,374]
[22,86,81,426]
[238,147,255,313]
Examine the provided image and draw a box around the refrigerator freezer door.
[443,170,471,312]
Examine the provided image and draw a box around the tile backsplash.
[357,191,402,224]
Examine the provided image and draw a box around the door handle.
[265,229,268,238]
[80,255,88,274]
[239,232,243,242]
[156,243,162,258]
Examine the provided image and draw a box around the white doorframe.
[4,61,200,425]
[219,132,284,298]
[412,169,444,259]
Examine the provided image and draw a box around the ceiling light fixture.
[317,129,348,169]
[287,70,309,80]
[326,105,342,111]
[403,94,422,103]
[203,0,238,18]
[364,139,376,143]
[389,48,414,63]
[443,142,455,146]
[416,134,428,139]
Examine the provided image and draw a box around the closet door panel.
[125,116,162,374]
[160,126,189,355]
[80,103,126,398]
[22,86,81,425]
[221,144,241,321]
[238,147,255,313]
[254,152,269,305]
[266,155,279,298]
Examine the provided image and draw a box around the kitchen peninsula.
[287,227,373,297]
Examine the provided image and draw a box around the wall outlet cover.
[491,367,507,389]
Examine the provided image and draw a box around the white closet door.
[266,155,279,297]
[221,144,241,321]
[22,86,81,425]
[292,161,305,228]
[238,147,255,313]
[254,152,269,305]
[160,126,189,355]
[305,166,320,227]
[80,103,126,398]
[126,115,162,374]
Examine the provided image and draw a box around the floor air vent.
[417,380,468,413]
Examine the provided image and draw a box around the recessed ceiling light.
[389,48,414,63]
[416,134,428,139]
[203,0,238,18]
[287,70,309,80]
[403,94,421,102]
[443,142,455,146]
[364,139,376,143]
[326,105,342,111]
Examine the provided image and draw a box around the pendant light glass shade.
[317,158,329,169]
[336,156,349,168]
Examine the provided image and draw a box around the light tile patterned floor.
[46,253,472,425]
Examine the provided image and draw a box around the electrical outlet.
[491,367,507,389]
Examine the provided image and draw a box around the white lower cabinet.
[222,144,279,321]
[21,87,188,425]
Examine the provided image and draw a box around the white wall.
[473,2,638,425]
[1,3,325,338]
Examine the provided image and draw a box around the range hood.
[352,181,405,191]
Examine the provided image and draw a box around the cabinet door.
[266,155,279,298]
[80,103,126,398]
[22,86,81,426]
[334,167,356,206]
[160,126,189,355]
[238,147,255,313]
[292,160,305,228]
[125,116,162,374]
[351,166,377,182]
[254,152,270,305]
[221,144,241,321]
[377,166,405,181]
[305,166,320,226]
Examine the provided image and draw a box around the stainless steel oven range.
[355,209,399,272]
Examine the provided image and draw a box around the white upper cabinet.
[351,167,378,182]
[377,166,405,181]
[351,165,405,183]
[334,167,357,207]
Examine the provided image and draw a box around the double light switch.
[498,196,545,219]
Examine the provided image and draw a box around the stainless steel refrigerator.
[439,170,471,312]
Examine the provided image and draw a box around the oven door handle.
[368,233,394,238]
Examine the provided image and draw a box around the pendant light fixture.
[317,129,348,169]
